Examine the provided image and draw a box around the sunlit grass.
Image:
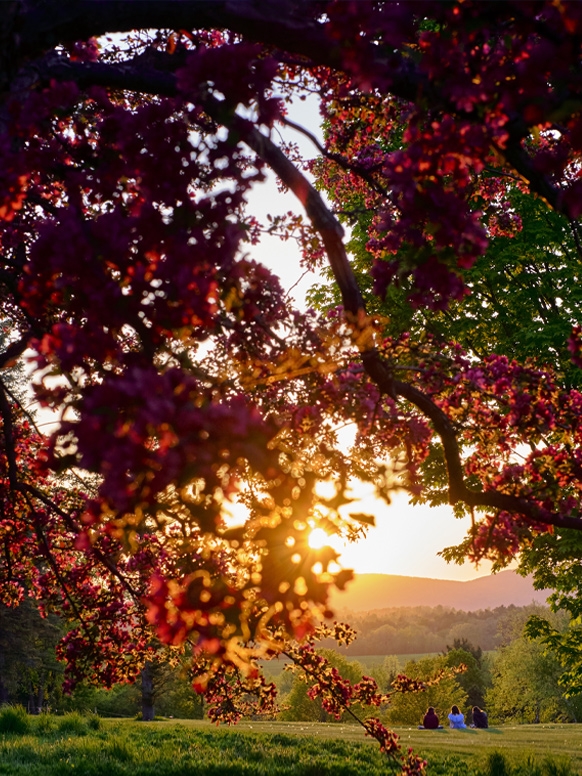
[0,715,579,774]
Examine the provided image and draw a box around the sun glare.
[308,527,329,550]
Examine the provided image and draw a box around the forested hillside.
[329,604,547,656]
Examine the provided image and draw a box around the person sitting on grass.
[448,704,467,729]
[417,706,443,729]
[471,706,488,729]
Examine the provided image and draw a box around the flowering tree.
[2,1,582,770]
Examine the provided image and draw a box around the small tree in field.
[445,642,490,710]
[4,2,582,772]
[486,635,582,724]
[387,655,467,727]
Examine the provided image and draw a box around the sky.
[246,96,498,582]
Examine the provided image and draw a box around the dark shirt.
[423,710,440,729]
[472,709,488,728]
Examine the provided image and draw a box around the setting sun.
[308,527,329,550]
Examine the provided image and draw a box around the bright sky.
[247,97,496,582]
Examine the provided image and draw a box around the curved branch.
[20,2,582,237]
[392,378,582,531]
[221,110,367,318]
[224,108,582,533]
[16,1,421,99]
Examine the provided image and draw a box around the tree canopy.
[3,2,582,770]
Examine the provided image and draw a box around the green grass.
[356,653,437,670]
[0,716,579,774]
[182,719,582,770]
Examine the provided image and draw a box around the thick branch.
[221,110,367,318]
[16,0,420,99]
[17,2,331,62]
[0,379,18,487]
[38,56,179,98]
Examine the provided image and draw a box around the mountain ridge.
[329,569,550,613]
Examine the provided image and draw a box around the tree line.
[0,601,202,719]
[323,604,539,657]
[278,607,582,727]
[2,599,573,727]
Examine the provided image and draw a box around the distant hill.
[329,570,550,613]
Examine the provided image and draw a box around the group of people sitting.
[418,705,488,730]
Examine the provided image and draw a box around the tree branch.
[0,333,30,369]
[281,117,389,198]
[22,481,141,602]
[16,0,420,99]
[0,379,18,488]
[223,105,582,533]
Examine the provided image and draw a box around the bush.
[486,752,510,776]
[34,712,57,734]
[479,751,576,776]
[85,712,101,731]
[57,711,89,735]
[0,705,30,734]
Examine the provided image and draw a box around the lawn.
[0,712,579,775]
[172,719,582,771]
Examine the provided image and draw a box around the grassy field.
[0,711,579,775]
[259,653,436,681]
[182,719,582,772]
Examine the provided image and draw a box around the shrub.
[34,712,57,734]
[486,752,510,776]
[85,712,101,731]
[57,711,89,735]
[0,705,30,734]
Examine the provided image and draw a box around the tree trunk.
[28,679,37,715]
[0,675,9,705]
[0,645,10,704]
[36,678,44,714]
[141,662,155,722]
